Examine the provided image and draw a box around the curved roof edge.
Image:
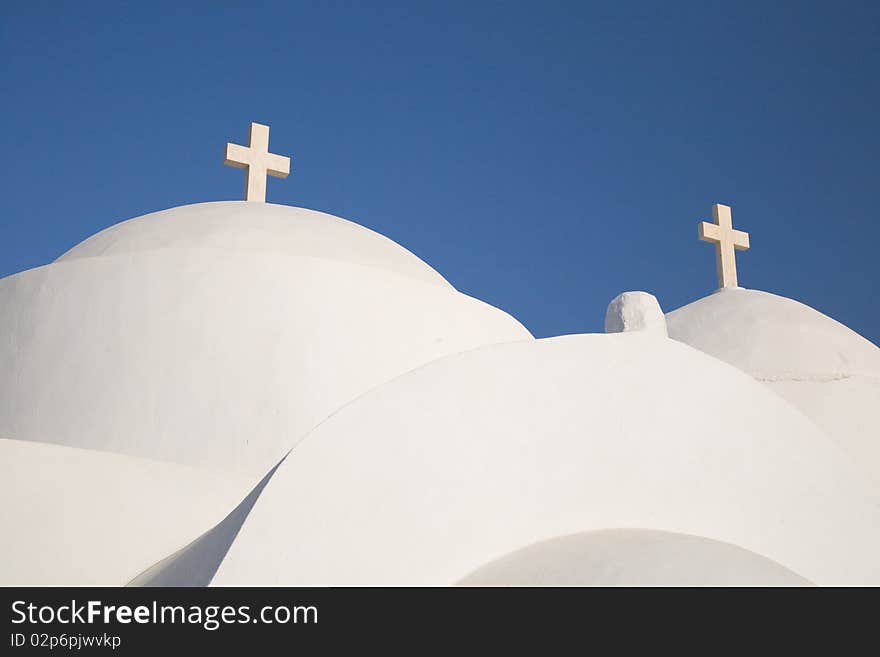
[55,201,453,289]
[666,287,880,379]
[457,528,813,586]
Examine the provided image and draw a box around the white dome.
[57,201,451,288]
[135,333,880,586]
[666,287,880,484]
[457,529,811,586]
[5,199,877,587]
[0,203,532,477]
[665,288,880,379]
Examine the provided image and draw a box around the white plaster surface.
[57,202,451,288]
[666,287,880,483]
[4,199,879,587]
[129,456,287,587]
[0,249,530,476]
[457,529,812,586]
[209,334,880,586]
[0,438,253,586]
[604,291,667,336]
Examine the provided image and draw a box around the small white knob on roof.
[604,291,667,337]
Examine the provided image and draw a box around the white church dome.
[5,116,877,587]
[456,529,812,586]
[0,202,532,478]
[666,287,880,484]
[57,201,451,288]
[132,333,880,586]
[665,287,880,379]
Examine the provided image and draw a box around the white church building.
[1,123,878,586]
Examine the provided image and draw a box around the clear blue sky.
[2,1,878,341]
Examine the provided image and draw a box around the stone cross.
[224,122,290,202]
[698,203,750,288]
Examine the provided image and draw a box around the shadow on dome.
[127,452,289,587]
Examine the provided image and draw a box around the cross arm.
[224,143,251,169]
[698,221,721,243]
[265,153,291,179]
